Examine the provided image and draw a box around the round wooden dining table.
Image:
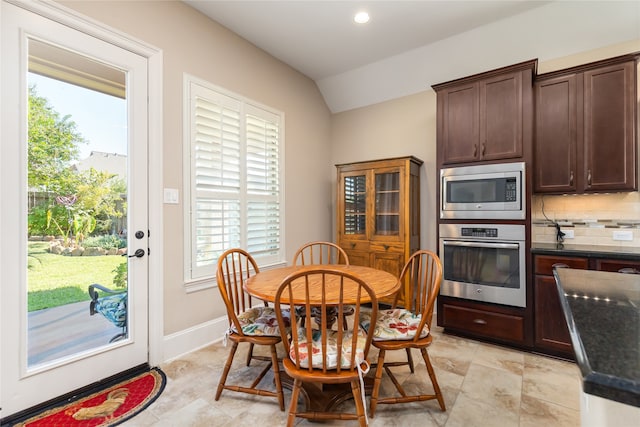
[244,264,400,304]
[244,264,400,413]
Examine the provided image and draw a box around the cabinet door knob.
[481,142,486,157]
[383,245,389,250]
[569,170,574,186]
[351,243,356,249]
[587,170,592,186]
[473,144,477,157]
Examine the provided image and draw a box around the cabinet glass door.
[374,172,400,236]
[343,175,366,235]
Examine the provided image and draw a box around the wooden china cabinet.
[336,156,422,307]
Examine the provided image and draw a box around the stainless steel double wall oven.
[438,162,527,308]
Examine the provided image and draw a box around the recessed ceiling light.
[354,11,370,24]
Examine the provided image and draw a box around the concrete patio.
[28,300,123,366]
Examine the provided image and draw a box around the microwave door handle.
[443,241,520,250]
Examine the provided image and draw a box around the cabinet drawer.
[594,258,640,274]
[441,303,525,343]
[340,241,369,252]
[369,242,404,253]
[534,255,588,275]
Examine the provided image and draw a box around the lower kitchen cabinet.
[437,296,531,347]
[533,255,588,359]
[532,253,640,359]
[534,276,574,358]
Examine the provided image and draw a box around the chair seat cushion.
[95,293,127,328]
[289,327,367,369]
[359,308,428,341]
[234,306,290,336]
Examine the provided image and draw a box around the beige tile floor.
[124,321,582,426]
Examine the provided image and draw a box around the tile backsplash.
[531,193,640,247]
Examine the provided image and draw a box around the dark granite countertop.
[531,242,640,260]
[554,268,640,407]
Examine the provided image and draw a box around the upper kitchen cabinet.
[535,53,638,194]
[336,156,422,307]
[433,60,537,166]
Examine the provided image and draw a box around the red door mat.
[12,368,166,426]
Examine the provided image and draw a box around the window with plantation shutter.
[184,76,285,284]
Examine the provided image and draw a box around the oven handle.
[442,240,520,250]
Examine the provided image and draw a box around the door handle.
[127,248,145,258]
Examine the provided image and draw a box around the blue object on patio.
[88,283,127,343]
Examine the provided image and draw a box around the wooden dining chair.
[293,241,352,330]
[361,250,446,417]
[274,267,378,427]
[214,248,290,410]
[292,241,350,265]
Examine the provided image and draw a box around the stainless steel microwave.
[440,162,525,220]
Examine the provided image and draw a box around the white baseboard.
[162,316,228,362]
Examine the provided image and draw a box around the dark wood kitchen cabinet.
[437,296,530,347]
[433,59,536,166]
[532,252,640,359]
[534,53,638,194]
[593,258,640,274]
[336,156,422,307]
[533,255,588,359]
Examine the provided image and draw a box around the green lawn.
[27,242,125,312]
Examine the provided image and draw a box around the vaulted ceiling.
[185,1,640,113]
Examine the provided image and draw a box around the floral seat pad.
[289,327,367,369]
[360,308,428,341]
[233,306,290,337]
[95,293,127,328]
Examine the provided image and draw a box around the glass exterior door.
[26,42,130,366]
[1,3,149,417]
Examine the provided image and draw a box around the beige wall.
[61,1,332,335]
